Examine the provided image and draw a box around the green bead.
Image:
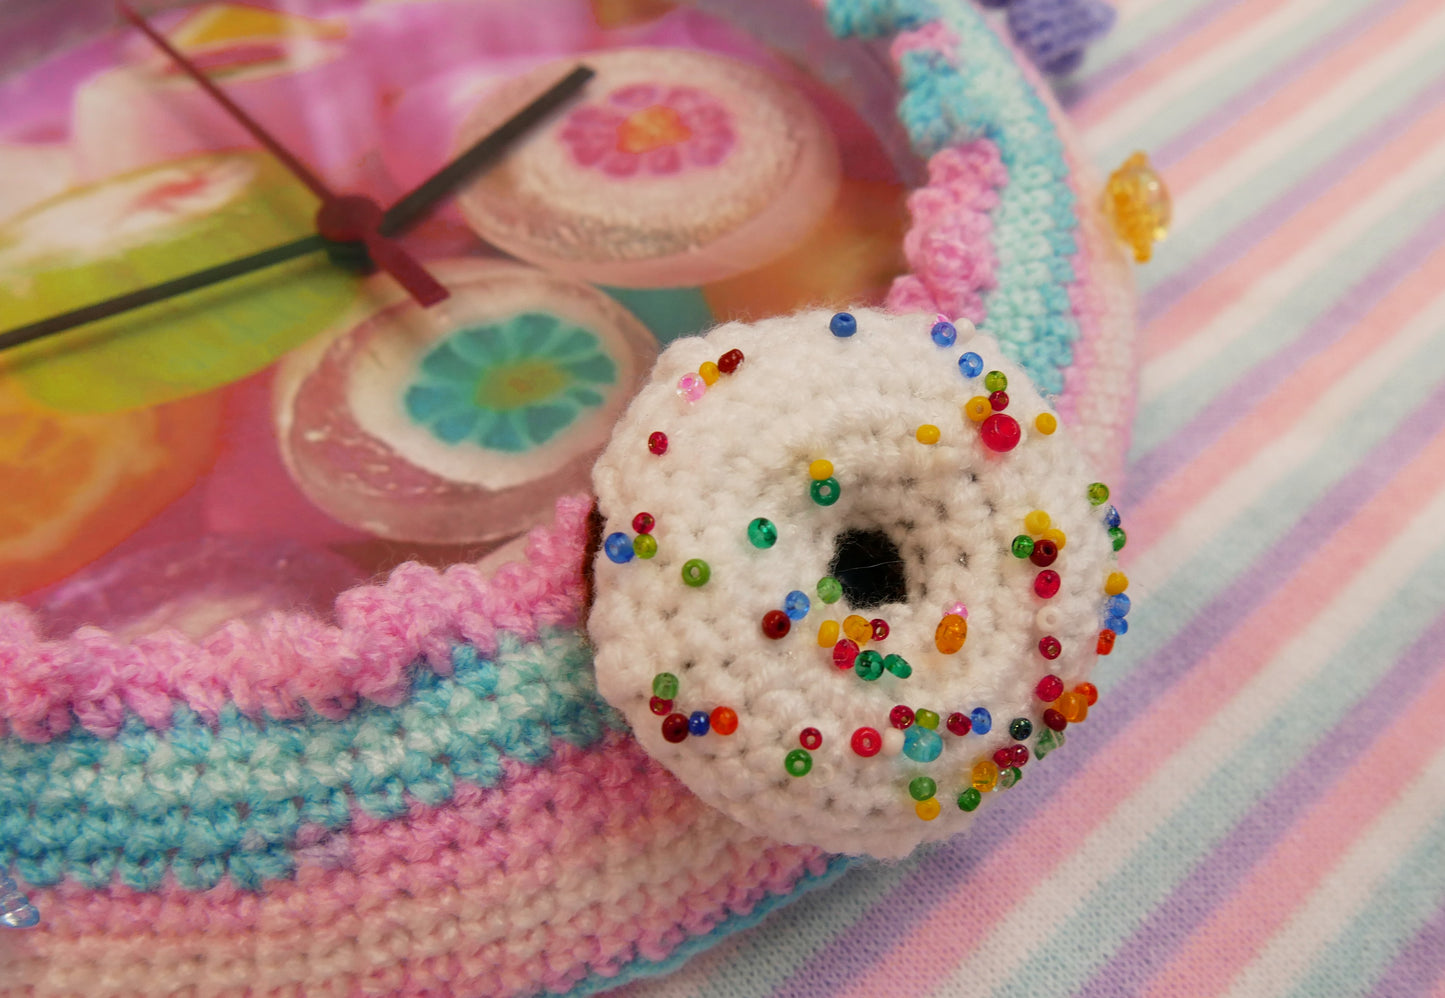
[810,477,841,506]
[652,673,679,699]
[633,534,658,559]
[747,517,778,549]
[1036,728,1066,758]
[957,787,982,812]
[784,748,812,777]
[681,559,711,587]
[1009,717,1032,740]
[1087,482,1110,505]
[817,576,843,603]
[1012,534,1035,558]
[883,653,912,678]
[915,708,940,729]
[908,776,937,802]
[854,649,884,681]
[998,766,1022,789]
[984,370,1008,392]
[1109,526,1127,551]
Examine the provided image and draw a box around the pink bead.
[832,639,859,670]
[632,512,655,534]
[648,431,668,455]
[1036,674,1064,702]
[676,372,706,402]
[870,618,890,641]
[946,711,972,735]
[945,601,968,619]
[1038,636,1062,661]
[889,704,915,729]
[980,413,1021,452]
[1034,570,1061,599]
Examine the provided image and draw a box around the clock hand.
[0,234,327,352]
[115,1,448,307]
[380,64,595,237]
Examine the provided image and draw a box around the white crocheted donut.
[589,308,1127,858]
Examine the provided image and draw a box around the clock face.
[0,0,912,631]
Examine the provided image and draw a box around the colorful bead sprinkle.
[681,559,710,587]
[1009,717,1033,740]
[829,312,857,337]
[1110,526,1128,551]
[1035,412,1058,435]
[1037,673,1064,701]
[1098,629,1117,655]
[676,372,706,402]
[970,707,992,734]
[808,459,834,481]
[998,766,1022,789]
[711,706,738,735]
[632,512,655,534]
[817,619,840,646]
[747,517,778,548]
[810,477,841,506]
[832,639,860,670]
[1024,509,1051,534]
[1034,570,1061,599]
[964,396,991,422]
[1038,636,1062,661]
[1030,538,1058,567]
[1088,482,1111,505]
[958,351,984,378]
[854,649,884,681]
[852,727,882,756]
[930,320,957,346]
[604,532,634,564]
[1042,527,1067,550]
[1036,728,1066,758]
[945,601,969,619]
[946,711,972,736]
[889,705,915,729]
[909,776,938,801]
[1009,744,1029,767]
[648,430,668,455]
[1012,535,1035,558]
[843,615,872,643]
[784,591,811,620]
[1042,708,1067,732]
[800,727,823,750]
[1076,682,1099,705]
[980,413,1021,452]
[984,370,1008,392]
[883,653,912,678]
[1105,571,1129,595]
[870,618,890,641]
[1104,505,1122,529]
[817,576,843,603]
[650,696,673,716]
[915,797,942,821]
[785,748,813,776]
[903,725,943,763]
[989,390,1009,411]
[698,361,720,386]
[761,610,791,639]
[916,423,941,445]
[915,708,940,730]
[662,713,690,743]
[1057,691,1089,723]
[717,348,744,374]
[688,710,711,736]
[958,787,983,812]
[653,673,679,699]
[971,759,1000,792]
[632,534,657,559]
[935,614,967,654]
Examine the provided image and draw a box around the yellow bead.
[916,423,941,445]
[809,459,834,481]
[1024,510,1051,535]
[934,614,967,654]
[843,615,872,644]
[915,797,942,821]
[698,361,720,385]
[964,397,991,422]
[1102,150,1171,264]
[1035,412,1058,435]
[1057,691,1089,723]
[971,759,999,792]
[817,619,840,647]
[1042,527,1067,551]
[1105,571,1129,595]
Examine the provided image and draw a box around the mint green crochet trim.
[831,0,1082,395]
[0,629,622,892]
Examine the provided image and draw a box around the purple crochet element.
[1003,0,1116,75]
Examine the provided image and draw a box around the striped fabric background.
[616,0,1445,995]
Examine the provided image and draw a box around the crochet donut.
[589,308,1130,858]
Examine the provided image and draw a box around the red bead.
[889,705,915,729]
[649,696,673,716]
[1076,682,1099,705]
[989,390,1009,411]
[870,618,890,641]
[762,610,791,639]
[661,713,690,742]
[648,431,668,455]
[1043,708,1067,731]
[993,747,1013,768]
[711,706,739,735]
[799,727,823,750]
[979,413,1021,452]
[1029,539,1058,567]
[1036,674,1063,701]
[1010,744,1030,766]
[717,348,744,374]
[946,711,972,736]
[1038,637,1062,662]
[1034,570,1061,599]
[632,512,655,534]
[851,726,882,757]
[832,639,859,670]
[1097,629,1116,654]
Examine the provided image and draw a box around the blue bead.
[1106,593,1131,618]
[958,352,984,378]
[1103,504,1122,529]
[931,320,957,347]
[688,710,710,736]
[1104,616,1129,635]
[783,590,811,620]
[603,532,634,564]
[902,725,943,763]
[830,312,857,337]
[969,707,992,734]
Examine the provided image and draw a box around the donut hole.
[828,527,907,609]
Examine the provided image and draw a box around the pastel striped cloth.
[613,0,1445,995]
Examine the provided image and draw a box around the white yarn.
[590,308,1120,858]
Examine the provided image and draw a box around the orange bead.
[971,759,999,792]
[1042,527,1067,550]
[817,619,840,647]
[1098,629,1116,655]
[809,459,834,481]
[916,423,941,445]
[1105,571,1129,595]
[710,706,739,735]
[843,615,873,644]
[935,613,968,654]
[1102,150,1171,264]
[1075,682,1099,706]
[698,361,720,385]
[1057,691,1089,723]
[964,396,991,422]
[915,797,942,821]
[1034,412,1058,435]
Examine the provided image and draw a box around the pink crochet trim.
[0,496,593,743]
[885,138,1007,325]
